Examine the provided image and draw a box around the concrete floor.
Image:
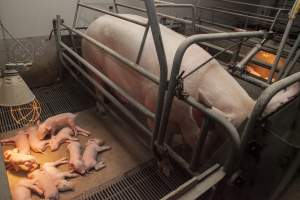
[1,108,152,200]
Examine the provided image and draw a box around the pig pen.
[0,80,190,200]
[51,1,300,198]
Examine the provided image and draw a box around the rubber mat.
[74,159,190,200]
[0,81,95,133]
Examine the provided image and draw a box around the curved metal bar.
[157,30,268,173]
[241,71,300,153]
[144,1,169,149]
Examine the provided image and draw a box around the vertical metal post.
[113,0,119,13]
[53,15,63,80]
[143,0,169,148]
[190,119,211,171]
[136,23,150,64]
[0,20,10,63]
[268,0,300,83]
[278,33,300,78]
[73,0,81,28]
[281,49,300,78]
[230,38,243,65]
[71,0,81,53]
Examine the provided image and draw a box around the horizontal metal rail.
[78,2,148,26]
[215,0,289,11]
[60,52,153,137]
[61,24,159,84]
[60,41,155,119]
[197,6,274,23]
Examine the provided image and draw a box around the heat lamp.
[0,19,41,126]
[0,62,41,125]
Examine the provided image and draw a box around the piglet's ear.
[36,120,41,126]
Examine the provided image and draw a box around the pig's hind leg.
[46,157,68,168]
[96,145,111,153]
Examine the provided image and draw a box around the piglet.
[4,148,39,172]
[28,158,78,200]
[49,127,79,151]
[82,138,111,172]
[12,178,43,200]
[37,113,90,140]
[26,126,49,153]
[67,141,86,175]
[0,130,31,155]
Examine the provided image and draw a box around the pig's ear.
[36,120,40,126]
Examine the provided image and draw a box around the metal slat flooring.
[0,81,95,133]
[74,159,190,200]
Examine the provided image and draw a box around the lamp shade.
[0,69,35,106]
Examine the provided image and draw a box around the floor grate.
[0,81,95,133]
[74,159,190,200]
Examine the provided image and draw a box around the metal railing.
[54,0,300,199]
[55,0,170,149]
[156,31,269,175]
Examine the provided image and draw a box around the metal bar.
[184,97,240,173]
[282,49,300,78]
[155,3,197,31]
[136,23,150,64]
[72,0,81,28]
[0,20,10,63]
[115,3,292,57]
[190,119,211,171]
[268,18,294,83]
[183,42,239,79]
[113,0,119,13]
[269,9,282,31]
[162,164,220,199]
[230,70,269,88]
[0,20,33,60]
[158,31,266,173]
[236,40,266,69]
[197,6,274,23]
[241,71,300,154]
[61,52,152,137]
[268,0,300,82]
[54,15,63,80]
[230,38,243,64]
[61,23,159,84]
[215,0,289,11]
[60,42,155,119]
[278,33,300,78]
[78,2,147,26]
[144,0,169,149]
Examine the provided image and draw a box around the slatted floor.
[74,159,190,200]
[0,81,95,133]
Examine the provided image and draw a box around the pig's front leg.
[94,160,106,171]
[60,171,80,179]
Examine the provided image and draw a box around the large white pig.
[81,14,255,148]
